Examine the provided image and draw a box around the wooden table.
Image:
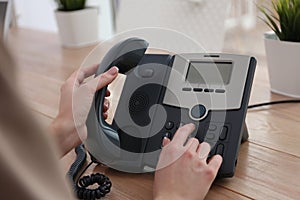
[8,27,300,200]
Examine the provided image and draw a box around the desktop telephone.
[85,37,256,177]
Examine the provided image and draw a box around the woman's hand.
[49,65,118,156]
[153,123,223,200]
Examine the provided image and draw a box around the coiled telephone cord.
[67,145,112,200]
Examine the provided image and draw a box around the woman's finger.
[68,64,99,86]
[103,99,110,112]
[207,154,223,172]
[81,63,99,78]
[171,123,195,146]
[162,137,171,147]
[103,112,108,120]
[104,98,110,107]
[87,67,118,92]
[185,138,199,152]
[83,67,118,93]
[105,89,111,97]
[197,142,211,160]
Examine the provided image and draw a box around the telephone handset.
[94,37,149,145]
[86,38,150,172]
[86,37,256,177]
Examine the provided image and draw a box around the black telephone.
[85,37,256,177]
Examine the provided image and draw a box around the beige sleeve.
[0,85,75,200]
[0,39,76,200]
[0,125,76,200]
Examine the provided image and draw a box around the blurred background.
[9,0,266,52]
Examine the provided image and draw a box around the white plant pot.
[264,32,300,98]
[55,7,99,48]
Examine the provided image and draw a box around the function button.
[193,88,203,92]
[206,132,215,140]
[219,126,228,140]
[182,87,192,91]
[216,144,224,156]
[215,89,226,93]
[191,104,207,119]
[161,132,172,148]
[139,68,154,78]
[208,124,217,131]
[163,132,172,139]
[204,88,214,93]
[165,121,174,130]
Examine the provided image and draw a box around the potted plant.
[55,0,99,47]
[260,0,300,97]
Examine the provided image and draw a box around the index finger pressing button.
[172,123,196,146]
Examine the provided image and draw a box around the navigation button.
[191,104,207,119]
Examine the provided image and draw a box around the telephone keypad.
[203,123,230,159]
[161,121,230,162]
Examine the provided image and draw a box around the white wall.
[13,0,114,39]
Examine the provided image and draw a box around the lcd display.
[186,61,233,85]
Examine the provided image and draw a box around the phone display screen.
[186,61,233,85]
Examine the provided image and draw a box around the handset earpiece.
[95,37,149,75]
[86,37,149,164]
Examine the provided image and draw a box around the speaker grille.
[129,92,149,113]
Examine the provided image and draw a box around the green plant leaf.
[260,6,281,36]
[259,0,300,42]
[56,0,86,11]
[293,10,300,42]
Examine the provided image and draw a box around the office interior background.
[13,0,264,49]
[2,0,300,199]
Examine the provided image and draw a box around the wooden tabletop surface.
[7,26,300,200]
